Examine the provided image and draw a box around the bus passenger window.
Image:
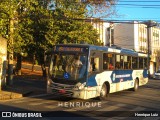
[115,62,120,69]
[103,53,114,70]
[144,58,148,69]
[132,57,138,69]
[120,55,124,69]
[109,63,114,69]
[124,56,131,69]
[115,55,120,69]
[128,56,131,69]
[124,56,127,69]
[139,57,144,69]
[90,57,99,72]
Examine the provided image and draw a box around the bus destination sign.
[56,46,84,52]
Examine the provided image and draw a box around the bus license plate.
[59,89,66,94]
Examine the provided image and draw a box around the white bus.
[46,44,148,100]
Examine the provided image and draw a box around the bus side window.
[103,53,108,70]
[144,58,148,69]
[103,53,114,70]
[128,56,131,69]
[120,55,124,69]
[90,57,99,72]
[124,55,128,69]
[139,57,144,69]
[124,56,131,69]
[115,62,120,69]
[132,57,138,69]
[115,54,120,69]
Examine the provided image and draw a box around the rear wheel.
[99,83,108,100]
[133,79,139,91]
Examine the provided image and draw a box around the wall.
[0,37,7,91]
[114,23,135,50]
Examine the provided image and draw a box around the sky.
[109,0,160,23]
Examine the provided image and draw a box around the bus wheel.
[133,79,139,91]
[99,83,108,100]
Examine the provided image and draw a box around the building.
[114,21,160,75]
[88,18,113,46]
[114,21,147,53]
[150,26,160,72]
[90,19,160,74]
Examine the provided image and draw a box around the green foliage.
[0,0,114,65]
[46,0,99,45]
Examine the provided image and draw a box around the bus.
[46,44,148,100]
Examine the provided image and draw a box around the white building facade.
[114,22,147,52]
[114,21,160,75]
[150,27,160,71]
[90,19,113,46]
[90,20,160,75]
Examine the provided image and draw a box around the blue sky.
[110,0,160,23]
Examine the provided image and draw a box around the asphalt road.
[0,79,160,120]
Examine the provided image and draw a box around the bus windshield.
[49,54,87,80]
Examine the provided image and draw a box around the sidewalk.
[0,68,46,100]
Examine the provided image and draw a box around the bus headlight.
[74,82,86,90]
[74,86,79,90]
[47,79,52,86]
[78,82,86,90]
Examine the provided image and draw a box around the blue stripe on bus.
[86,69,147,86]
[143,69,148,78]
[111,70,133,83]
[87,75,97,86]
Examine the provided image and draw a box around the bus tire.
[99,83,108,100]
[133,79,139,91]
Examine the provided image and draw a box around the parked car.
[153,70,160,79]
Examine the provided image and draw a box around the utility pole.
[147,23,150,78]
[146,20,157,78]
[108,23,113,47]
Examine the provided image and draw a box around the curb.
[0,91,33,100]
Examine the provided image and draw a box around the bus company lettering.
[115,74,131,78]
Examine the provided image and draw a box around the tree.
[0,0,47,76]
[0,0,116,77]
[27,0,100,76]
[0,0,20,84]
[82,0,117,18]
[49,0,117,18]
[46,0,100,45]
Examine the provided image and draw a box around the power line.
[116,1,160,9]
[119,1,160,2]
[117,6,160,9]
[117,4,160,7]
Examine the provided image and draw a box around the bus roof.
[53,44,147,57]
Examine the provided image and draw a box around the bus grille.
[50,83,74,97]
